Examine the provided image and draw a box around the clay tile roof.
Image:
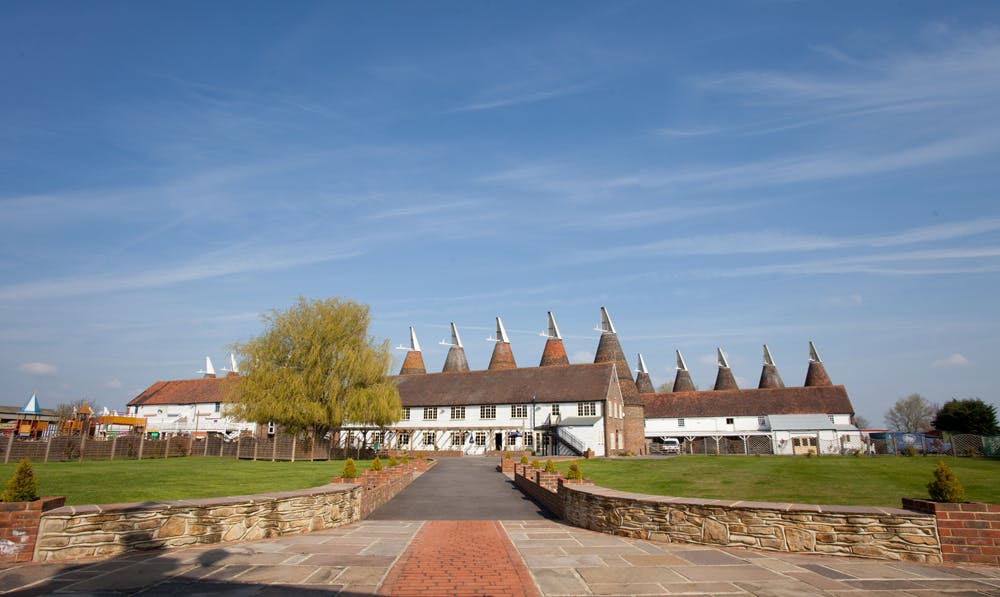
[391,363,616,407]
[539,338,569,367]
[714,367,739,391]
[594,333,641,405]
[635,371,655,394]
[758,364,785,389]
[804,361,833,386]
[488,342,517,370]
[672,369,696,392]
[399,350,427,375]
[127,376,238,407]
[642,385,854,419]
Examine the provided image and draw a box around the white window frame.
[423,407,437,420]
[451,406,465,420]
[402,407,410,421]
[551,404,560,416]
[474,431,487,446]
[423,431,435,447]
[450,432,463,447]
[398,432,410,447]
[678,418,685,428]
[480,404,496,420]
[578,402,596,417]
[511,404,527,418]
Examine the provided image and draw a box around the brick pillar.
[902,498,1000,566]
[0,496,65,564]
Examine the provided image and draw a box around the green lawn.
[555,456,1000,507]
[0,458,367,505]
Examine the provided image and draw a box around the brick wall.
[623,404,646,455]
[902,498,1000,566]
[0,496,65,563]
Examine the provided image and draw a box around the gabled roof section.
[391,362,617,407]
[127,376,239,407]
[642,385,854,419]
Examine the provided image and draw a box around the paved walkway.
[3,518,1000,596]
[368,457,548,520]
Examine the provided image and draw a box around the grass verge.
[555,456,1000,507]
[0,457,369,505]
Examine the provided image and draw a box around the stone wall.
[34,459,432,562]
[0,496,65,564]
[507,458,943,563]
[903,498,1000,566]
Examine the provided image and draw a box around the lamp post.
[530,394,536,454]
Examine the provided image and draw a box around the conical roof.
[19,392,41,415]
[713,348,739,391]
[441,323,470,373]
[488,317,517,370]
[804,341,832,387]
[635,354,655,394]
[758,345,785,389]
[672,350,696,392]
[399,327,427,375]
[539,312,569,367]
[593,307,640,404]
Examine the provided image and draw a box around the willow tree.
[230,297,402,437]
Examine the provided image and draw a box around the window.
[551,404,560,416]
[267,421,276,435]
[578,402,596,417]
[423,407,437,420]
[480,405,496,419]
[398,432,410,447]
[402,407,410,421]
[725,417,734,425]
[511,404,527,418]
[450,406,465,420]
[828,415,835,424]
[474,431,487,446]
[758,416,767,426]
[423,432,435,447]
[213,402,221,413]
[677,418,685,428]
[370,431,383,444]
[451,432,463,447]
[525,433,534,447]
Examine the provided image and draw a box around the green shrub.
[416,451,425,459]
[927,460,966,503]
[567,463,583,480]
[1,459,39,502]
[544,459,556,473]
[401,455,409,464]
[388,455,398,467]
[520,454,528,465]
[904,445,919,457]
[341,458,358,479]
[625,450,634,457]
[370,456,383,471]
[504,451,511,460]
[530,459,540,468]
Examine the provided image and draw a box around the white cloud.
[932,353,970,368]
[570,351,594,364]
[106,378,123,389]
[450,84,591,113]
[698,354,717,366]
[19,362,57,375]
[826,294,863,307]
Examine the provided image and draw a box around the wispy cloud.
[932,353,970,368]
[366,200,482,220]
[19,362,57,375]
[450,84,591,113]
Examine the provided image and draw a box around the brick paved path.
[379,520,538,597]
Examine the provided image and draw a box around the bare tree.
[853,414,871,429]
[885,394,938,432]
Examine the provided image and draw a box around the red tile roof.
[804,361,832,386]
[672,370,696,392]
[594,332,641,405]
[539,338,569,367]
[713,367,739,390]
[400,350,427,375]
[127,376,238,407]
[758,364,785,389]
[642,385,854,419]
[391,363,616,407]
[488,342,517,370]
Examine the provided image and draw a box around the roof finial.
[410,327,421,352]
[199,356,216,378]
[763,344,776,367]
[541,311,562,340]
[229,353,239,374]
[717,347,730,369]
[676,350,688,371]
[595,306,617,334]
[809,341,822,363]
[636,353,649,374]
[488,317,510,343]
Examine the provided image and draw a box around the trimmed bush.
[401,455,409,464]
[530,459,540,468]
[341,458,358,479]
[416,451,425,459]
[504,451,511,460]
[927,460,966,503]
[388,455,398,467]
[370,456,383,471]
[1,458,39,502]
[566,463,583,480]
[904,445,919,457]
[544,459,556,473]
[520,454,528,465]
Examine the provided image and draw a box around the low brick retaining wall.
[903,498,1000,566]
[510,460,945,563]
[0,496,65,564]
[31,459,432,562]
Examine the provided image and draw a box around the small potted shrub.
[543,459,556,473]
[370,456,384,472]
[566,462,583,480]
[332,458,360,483]
[530,459,540,469]
[388,455,398,467]
[520,454,528,465]
[401,455,409,465]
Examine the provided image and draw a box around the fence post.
[4,433,13,464]
[252,437,258,460]
[79,430,86,462]
[111,435,117,461]
[271,435,278,462]
[165,434,170,459]
[43,437,52,463]
[236,435,241,460]
[138,433,145,460]
[219,436,225,457]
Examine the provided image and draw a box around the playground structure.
[59,403,147,438]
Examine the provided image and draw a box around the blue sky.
[3,1,999,425]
